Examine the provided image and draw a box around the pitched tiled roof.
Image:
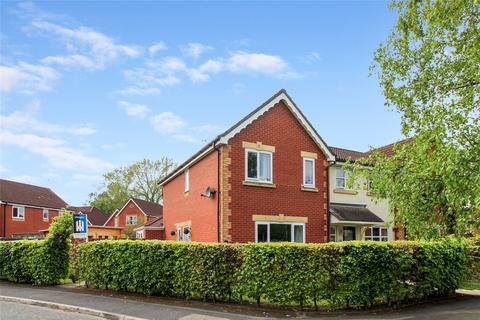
[68,206,109,226]
[158,89,335,186]
[329,147,367,162]
[329,138,412,162]
[330,204,383,223]
[368,138,412,157]
[0,179,67,209]
[132,198,163,217]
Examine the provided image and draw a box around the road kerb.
[0,295,148,320]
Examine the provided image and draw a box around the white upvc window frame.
[329,226,337,242]
[176,226,182,241]
[12,206,25,220]
[125,215,138,225]
[42,208,49,221]
[255,221,305,243]
[245,149,273,183]
[364,226,389,241]
[335,166,351,189]
[302,157,315,188]
[136,230,144,239]
[184,169,190,193]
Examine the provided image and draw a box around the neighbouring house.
[134,216,164,240]
[104,198,163,239]
[328,139,410,242]
[159,89,335,243]
[68,206,122,240]
[0,179,67,239]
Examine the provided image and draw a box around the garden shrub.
[465,236,480,282]
[76,237,468,309]
[0,211,73,285]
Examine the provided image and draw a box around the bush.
[76,237,468,309]
[0,211,73,285]
[465,236,480,282]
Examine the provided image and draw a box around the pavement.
[1,301,102,320]
[1,281,479,320]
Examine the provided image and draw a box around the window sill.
[12,218,25,221]
[301,186,318,192]
[243,181,276,188]
[333,188,358,195]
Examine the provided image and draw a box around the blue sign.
[73,213,88,239]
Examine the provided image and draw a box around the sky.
[0,1,403,206]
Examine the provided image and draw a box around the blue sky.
[0,1,402,206]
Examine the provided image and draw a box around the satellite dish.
[201,186,216,198]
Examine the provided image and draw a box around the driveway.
[0,281,479,320]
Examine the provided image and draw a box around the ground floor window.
[364,226,388,241]
[136,230,144,239]
[329,226,336,242]
[256,222,305,243]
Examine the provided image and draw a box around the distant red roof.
[368,138,412,157]
[131,198,163,217]
[134,216,164,231]
[0,179,67,209]
[329,138,412,162]
[68,206,109,226]
[328,147,367,162]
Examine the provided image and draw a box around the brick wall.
[226,101,328,243]
[1,204,59,238]
[163,151,219,242]
[145,229,164,240]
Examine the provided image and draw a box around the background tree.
[89,158,175,214]
[350,0,479,239]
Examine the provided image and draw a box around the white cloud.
[0,63,59,93]
[181,43,213,60]
[41,54,96,69]
[118,101,150,118]
[0,130,112,172]
[114,86,162,96]
[148,41,167,56]
[226,52,288,75]
[191,124,219,133]
[172,134,198,143]
[150,112,186,134]
[0,100,96,136]
[71,173,103,183]
[32,20,142,70]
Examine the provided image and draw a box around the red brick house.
[104,198,163,239]
[0,179,67,239]
[159,89,336,243]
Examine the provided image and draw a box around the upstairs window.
[245,149,272,183]
[184,169,190,192]
[12,206,25,220]
[335,167,351,189]
[42,209,49,221]
[303,158,315,187]
[126,215,137,225]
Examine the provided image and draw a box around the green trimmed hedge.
[0,212,73,285]
[77,238,468,308]
[465,236,480,282]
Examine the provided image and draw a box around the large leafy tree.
[89,158,175,214]
[351,0,479,239]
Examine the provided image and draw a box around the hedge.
[0,211,73,285]
[465,236,480,283]
[76,238,468,309]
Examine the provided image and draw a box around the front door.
[343,226,356,241]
